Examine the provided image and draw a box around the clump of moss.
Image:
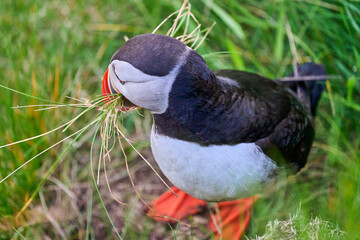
[249,213,344,240]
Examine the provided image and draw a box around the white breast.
[150,126,277,202]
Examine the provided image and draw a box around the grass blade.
[203,0,245,40]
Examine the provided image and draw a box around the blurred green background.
[0,0,359,239]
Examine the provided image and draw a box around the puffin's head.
[102,34,212,113]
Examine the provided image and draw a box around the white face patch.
[109,48,190,114]
[150,126,278,201]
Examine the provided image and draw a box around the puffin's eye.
[113,65,126,85]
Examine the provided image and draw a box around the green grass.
[0,0,360,239]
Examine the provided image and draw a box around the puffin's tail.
[283,62,327,116]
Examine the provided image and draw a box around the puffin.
[101,34,325,239]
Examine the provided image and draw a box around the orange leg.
[208,196,259,240]
[148,186,207,222]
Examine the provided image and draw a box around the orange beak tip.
[102,68,111,100]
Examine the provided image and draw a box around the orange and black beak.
[101,67,114,102]
[101,67,138,111]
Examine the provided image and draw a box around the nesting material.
[152,0,215,50]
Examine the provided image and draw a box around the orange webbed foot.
[148,186,207,222]
[208,196,259,240]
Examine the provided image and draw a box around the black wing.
[214,70,314,169]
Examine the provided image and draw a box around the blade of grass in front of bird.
[343,2,360,34]
[202,51,242,59]
[15,118,98,219]
[12,227,27,240]
[168,0,189,37]
[152,0,214,51]
[62,98,105,132]
[98,98,122,184]
[0,91,107,151]
[353,47,360,71]
[232,3,270,28]
[12,103,88,111]
[152,9,181,34]
[0,84,84,108]
[85,189,93,240]
[0,96,109,183]
[117,133,154,212]
[90,122,123,239]
[97,132,104,185]
[293,35,320,63]
[0,118,100,184]
[168,220,180,240]
[152,0,188,36]
[193,22,216,50]
[323,100,359,159]
[116,129,191,225]
[0,119,77,150]
[121,194,139,239]
[102,148,126,206]
[274,2,285,61]
[225,39,245,70]
[114,124,176,196]
[346,75,356,102]
[172,11,188,36]
[202,0,245,40]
